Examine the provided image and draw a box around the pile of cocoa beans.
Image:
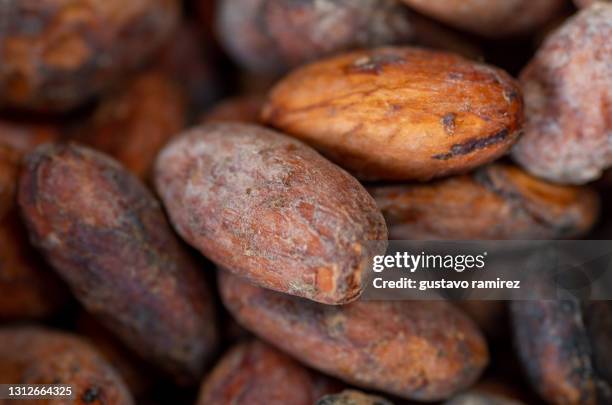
[0,0,610,404]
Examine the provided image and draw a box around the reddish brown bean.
[370,163,600,240]
[0,0,179,112]
[155,123,387,305]
[197,340,340,405]
[0,326,133,404]
[215,0,415,74]
[219,271,489,401]
[512,4,612,184]
[263,47,523,181]
[18,143,218,383]
[511,300,612,404]
[70,71,186,180]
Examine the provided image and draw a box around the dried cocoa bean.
[154,123,387,304]
[263,47,523,181]
[18,143,218,383]
[219,271,488,401]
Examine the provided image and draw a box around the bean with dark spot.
[263,47,523,181]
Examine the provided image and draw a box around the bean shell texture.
[219,271,489,401]
[512,4,612,184]
[0,326,133,405]
[370,163,599,240]
[263,47,524,181]
[197,340,338,405]
[154,123,388,304]
[0,0,179,112]
[18,143,218,384]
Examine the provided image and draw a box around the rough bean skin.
[370,163,599,240]
[512,4,612,184]
[316,390,393,405]
[155,123,387,305]
[70,71,186,180]
[218,271,489,401]
[0,327,133,405]
[262,47,524,181]
[18,143,218,384]
[0,0,179,112]
[0,144,68,321]
[215,0,415,74]
[197,340,339,405]
[399,0,565,38]
[511,300,612,405]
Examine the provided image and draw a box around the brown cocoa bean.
[218,271,489,401]
[0,0,179,112]
[70,71,186,180]
[197,340,340,404]
[399,0,566,38]
[263,47,523,181]
[18,143,218,383]
[510,300,612,404]
[512,4,612,184]
[154,123,387,304]
[215,0,414,74]
[370,163,599,240]
[0,326,133,405]
[444,392,525,405]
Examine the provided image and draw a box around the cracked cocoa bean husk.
[197,340,340,404]
[154,123,387,305]
[512,4,612,184]
[399,0,566,38]
[370,163,599,240]
[70,71,186,180]
[0,326,134,405]
[263,47,524,181]
[0,0,179,112]
[511,300,612,404]
[18,143,218,384]
[218,271,488,401]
